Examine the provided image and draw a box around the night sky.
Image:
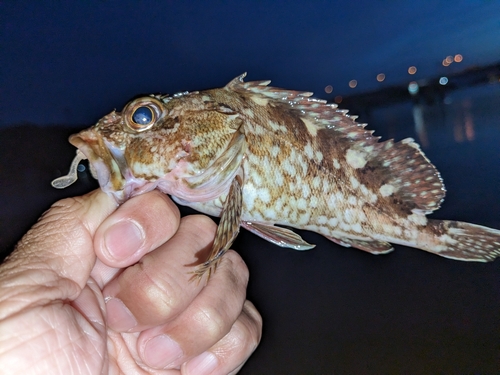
[2,0,500,128]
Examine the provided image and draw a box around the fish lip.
[69,133,126,200]
[69,134,110,183]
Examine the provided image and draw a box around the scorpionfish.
[53,73,500,278]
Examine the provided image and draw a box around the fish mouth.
[69,131,130,201]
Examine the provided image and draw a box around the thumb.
[0,190,117,317]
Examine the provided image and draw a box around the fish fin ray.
[422,220,500,262]
[184,129,246,195]
[241,222,315,250]
[365,138,445,214]
[228,75,387,147]
[191,176,243,282]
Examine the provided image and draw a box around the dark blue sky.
[1,0,500,127]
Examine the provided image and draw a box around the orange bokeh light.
[408,66,417,74]
[349,80,357,88]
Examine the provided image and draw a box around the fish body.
[53,74,500,277]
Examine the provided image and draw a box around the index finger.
[94,190,181,268]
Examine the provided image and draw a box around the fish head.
[67,96,169,202]
[56,93,246,204]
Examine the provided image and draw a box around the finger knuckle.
[191,304,227,339]
[124,264,182,320]
[225,315,260,354]
[222,251,249,286]
[183,215,217,237]
[228,320,251,349]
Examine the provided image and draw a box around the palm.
[59,276,150,374]
[66,271,155,374]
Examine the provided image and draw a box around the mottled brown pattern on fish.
[56,73,500,270]
[206,86,409,239]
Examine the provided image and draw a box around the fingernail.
[104,220,144,260]
[105,297,137,331]
[186,351,218,375]
[143,334,183,368]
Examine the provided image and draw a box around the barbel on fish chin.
[52,73,500,279]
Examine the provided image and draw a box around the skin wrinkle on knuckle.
[39,197,95,250]
[126,263,183,321]
[191,304,227,340]
[0,269,82,317]
[179,256,249,346]
[7,204,92,285]
[205,311,260,374]
[53,196,96,234]
[223,314,261,359]
[223,320,252,355]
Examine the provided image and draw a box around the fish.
[52,73,500,279]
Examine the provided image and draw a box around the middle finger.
[138,249,250,369]
[103,214,217,331]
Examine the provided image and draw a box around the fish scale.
[52,73,500,279]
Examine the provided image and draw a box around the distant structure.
[340,62,500,115]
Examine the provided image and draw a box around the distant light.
[439,77,448,85]
[408,66,417,75]
[348,80,357,88]
[442,59,451,67]
[408,81,419,95]
[77,164,86,173]
[376,73,385,82]
[334,95,343,104]
[454,54,463,63]
[324,85,333,94]
[445,56,453,64]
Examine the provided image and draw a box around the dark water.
[1,84,499,373]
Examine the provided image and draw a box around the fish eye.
[124,98,163,132]
[132,106,154,126]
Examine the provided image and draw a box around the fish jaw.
[69,130,156,203]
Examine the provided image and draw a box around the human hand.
[0,190,262,374]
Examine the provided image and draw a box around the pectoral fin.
[185,130,246,190]
[191,176,243,281]
[241,222,315,250]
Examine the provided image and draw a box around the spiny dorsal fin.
[228,74,380,150]
[227,74,446,214]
